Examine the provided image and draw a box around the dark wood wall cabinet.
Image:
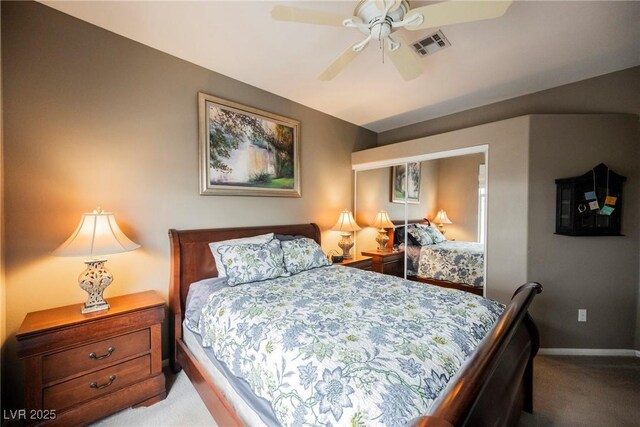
[16,291,166,426]
[555,163,626,236]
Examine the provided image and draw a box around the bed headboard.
[168,223,321,339]
[391,218,430,227]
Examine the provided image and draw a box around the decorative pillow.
[419,224,447,243]
[216,239,286,286]
[393,225,420,246]
[209,233,274,278]
[281,237,330,275]
[407,226,434,246]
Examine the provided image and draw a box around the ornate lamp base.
[376,228,390,251]
[79,259,112,314]
[338,232,354,259]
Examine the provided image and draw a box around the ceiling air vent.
[411,30,451,57]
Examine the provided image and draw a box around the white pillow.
[209,233,274,278]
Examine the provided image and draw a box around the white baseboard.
[539,348,640,357]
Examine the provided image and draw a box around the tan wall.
[436,154,484,242]
[354,161,439,252]
[378,66,640,146]
[0,0,6,403]
[527,115,639,349]
[1,1,377,406]
[353,116,531,304]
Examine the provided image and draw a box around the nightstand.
[335,255,373,270]
[360,249,405,277]
[16,291,166,426]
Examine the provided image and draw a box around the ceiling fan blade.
[387,37,423,81]
[318,43,363,81]
[405,0,512,30]
[271,6,347,27]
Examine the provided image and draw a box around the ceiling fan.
[271,0,512,81]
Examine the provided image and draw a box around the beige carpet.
[519,355,640,427]
[94,356,640,426]
[92,369,216,427]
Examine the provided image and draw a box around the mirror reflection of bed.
[354,152,487,296]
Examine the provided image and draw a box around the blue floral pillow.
[419,224,447,243]
[281,237,330,275]
[407,226,434,246]
[216,239,286,286]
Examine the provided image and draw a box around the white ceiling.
[41,1,640,133]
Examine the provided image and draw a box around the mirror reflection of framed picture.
[198,92,301,197]
[391,163,420,204]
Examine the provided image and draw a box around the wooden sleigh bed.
[169,223,542,426]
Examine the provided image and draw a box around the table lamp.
[433,209,453,235]
[54,207,140,314]
[331,209,361,259]
[371,210,395,251]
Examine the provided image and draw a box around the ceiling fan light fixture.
[386,36,400,52]
[271,0,513,81]
[370,20,392,40]
[353,36,373,52]
[354,0,409,32]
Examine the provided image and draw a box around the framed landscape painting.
[391,162,421,204]
[199,92,301,197]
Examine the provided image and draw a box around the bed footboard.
[407,275,484,296]
[414,282,542,426]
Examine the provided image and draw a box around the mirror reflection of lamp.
[331,209,361,259]
[433,209,453,235]
[54,207,140,314]
[371,210,395,251]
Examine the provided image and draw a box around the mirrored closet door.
[353,150,487,296]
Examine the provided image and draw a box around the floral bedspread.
[196,265,502,426]
[417,241,485,288]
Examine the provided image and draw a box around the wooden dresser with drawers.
[16,291,166,426]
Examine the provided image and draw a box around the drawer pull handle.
[90,375,116,390]
[89,347,115,360]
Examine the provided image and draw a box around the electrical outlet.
[578,309,587,322]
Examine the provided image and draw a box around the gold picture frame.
[198,92,301,197]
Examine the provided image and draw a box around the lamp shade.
[331,210,361,232]
[371,211,395,229]
[434,209,453,225]
[54,208,140,258]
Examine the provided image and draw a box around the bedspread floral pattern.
[216,239,287,286]
[417,241,485,288]
[196,266,502,426]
